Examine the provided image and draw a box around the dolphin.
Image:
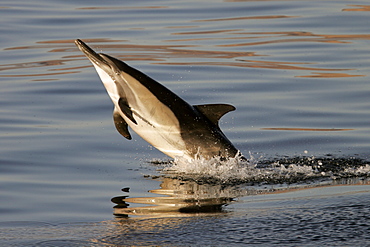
[75,39,243,160]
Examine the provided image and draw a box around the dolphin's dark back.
[103,54,201,121]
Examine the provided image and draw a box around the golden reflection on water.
[216,32,370,46]
[112,176,370,218]
[296,72,365,78]
[194,15,297,22]
[2,31,367,79]
[261,128,354,131]
[156,60,364,79]
[37,38,126,44]
[112,177,244,217]
[76,6,169,10]
[171,29,244,36]
[1,26,368,78]
[342,5,370,12]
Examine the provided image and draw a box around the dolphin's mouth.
[75,39,109,67]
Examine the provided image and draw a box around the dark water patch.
[265,155,369,177]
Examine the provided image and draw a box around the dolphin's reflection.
[112,171,370,218]
[112,177,252,217]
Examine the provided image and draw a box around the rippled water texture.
[1,0,370,246]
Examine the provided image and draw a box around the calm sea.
[1,0,369,246]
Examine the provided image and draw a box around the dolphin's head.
[75,39,125,104]
[75,39,110,70]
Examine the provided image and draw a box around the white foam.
[162,153,310,184]
[161,154,370,185]
[164,153,256,183]
[342,164,370,176]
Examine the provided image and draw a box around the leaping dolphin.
[75,39,243,160]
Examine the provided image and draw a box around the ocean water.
[1,0,370,246]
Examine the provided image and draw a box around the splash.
[160,153,370,185]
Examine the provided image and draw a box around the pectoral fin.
[194,104,236,126]
[113,108,132,140]
[118,98,137,124]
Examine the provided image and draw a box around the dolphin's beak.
[75,39,109,67]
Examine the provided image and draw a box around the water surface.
[1,0,370,246]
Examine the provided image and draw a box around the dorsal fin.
[113,107,132,140]
[193,104,236,126]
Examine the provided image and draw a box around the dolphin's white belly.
[94,64,189,159]
[122,108,188,159]
[122,82,188,158]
